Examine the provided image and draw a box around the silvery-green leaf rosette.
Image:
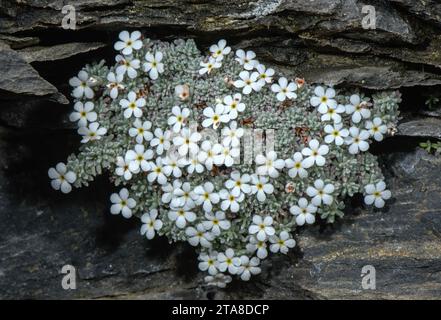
[48,31,401,288]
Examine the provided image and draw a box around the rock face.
[0,46,60,98]
[0,0,441,299]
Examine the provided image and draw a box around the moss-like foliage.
[48,33,401,287]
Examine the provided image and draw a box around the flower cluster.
[48,32,401,288]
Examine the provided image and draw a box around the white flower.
[219,189,244,213]
[310,86,337,113]
[185,153,205,174]
[251,175,274,202]
[162,156,184,178]
[185,223,214,248]
[364,181,391,208]
[210,39,231,61]
[161,180,182,204]
[346,94,371,123]
[269,231,296,254]
[248,215,275,241]
[255,151,285,178]
[168,106,190,133]
[198,252,219,275]
[173,127,201,156]
[168,208,196,229]
[171,182,196,209]
[366,117,387,141]
[221,94,246,119]
[148,157,168,185]
[106,71,125,99]
[120,91,146,119]
[125,144,153,172]
[233,70,261,94]
[69,101,97,127]
[199,57,221,75]
[285,152,308,178]
[217,248,241,274]
[140,209,163,240]
[69,70,94,99]
[143,51,164,80]
[235,49,258,70]
[214,144,239,167]
[301,139,329,168]
[225,171,251,196]
[202,104,230,129]
[150,128,171,155]
[194,182,220,212]
[221,121,244,147]
[324,123,349,146]
[129,119,153,144]
[175,84,190,101]
[77,122,107,143]
[114,30,143,56]
[271,77,297,102]
[346,127,370,154]
[115,54,140,79]
[254,64,274,86]
[110,188,136,218]
[48,163,76,194]
[237,256,261,281]
[306,179,335,206]
[290,198,317,226]
[203,211,231,236]
[198,141,222,170]
[115,156,135,180]
[246,236,268,259]
[320,104,345,123]
[204,273,232,288]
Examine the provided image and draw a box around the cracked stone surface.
[1,0,441,299]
